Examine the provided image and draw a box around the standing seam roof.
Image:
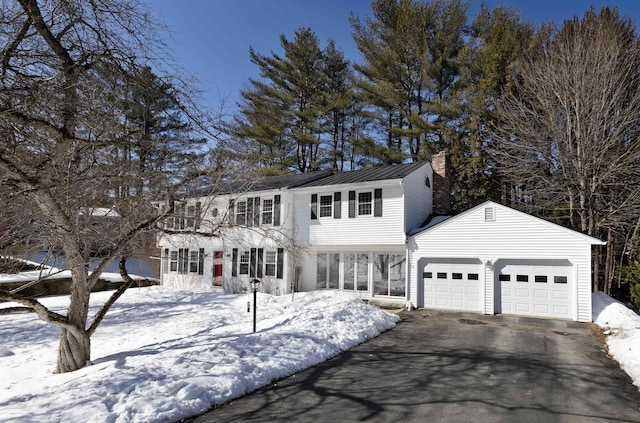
[293,161,428,188]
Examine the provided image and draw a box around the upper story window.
[231,195,280,227]
[319,195,333,217]
[164,201,201,231]
[358,192,372,215]
[236,201,247,225]
[262,199,273,224]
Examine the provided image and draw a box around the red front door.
[213,251,223,286]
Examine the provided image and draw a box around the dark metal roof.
[205,170,334,196]
[294,161,428,188]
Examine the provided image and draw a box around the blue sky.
[150,0,640,115]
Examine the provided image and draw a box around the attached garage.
[409,201,605,322]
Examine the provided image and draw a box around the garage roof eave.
[409,201,607,246]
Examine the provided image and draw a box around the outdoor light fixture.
[249,278,261,333]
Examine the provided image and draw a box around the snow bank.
[592,292,640,390]
[0,287,398,422]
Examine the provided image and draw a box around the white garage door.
[496,260,571,319]
[423,260,482,312]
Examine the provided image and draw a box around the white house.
[157,153,604,322]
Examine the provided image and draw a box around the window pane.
[329,253,340,289]
[189,250,199,273]
[437,272,447,279]
[344,253,355,290]
[517,275,529,282]
[357,253,369,291]
[452,273,463,280]
[358,192,372,215]
[535,275,547,283]
[499,274,510,282]
[389,254,405,296]
[262,199,273,225]
[468,273,479,280]
[317,254,327,289]
[373,254,389,295]
[236,201,246,225]
[320,195,333,217]
[554,276,568,284]
[240,251,249,275]
[170,251,177,272]
[265,251,276,277]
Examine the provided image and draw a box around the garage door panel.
[553,290,568,300]
[534,290,549,299]
[497,261,571,319]
[534,304,549,313]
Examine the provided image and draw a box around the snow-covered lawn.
[0,287,398,423]
[592,292,640,391]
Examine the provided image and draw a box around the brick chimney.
[431,151,450,215]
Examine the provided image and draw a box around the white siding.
[293,182,406,246]
[402,163,433,232]
[409,202,602,321]
[157,188,296,294]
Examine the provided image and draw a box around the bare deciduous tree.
[489,7,640,292]
[0,0,214,373]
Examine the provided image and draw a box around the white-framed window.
[373,253,406,297]
[177,248,189,274]
[358,192,372,215]
[265,250,277,276]
[317,253,340,289]
[262,199,273,225]
[236,201,247,225]
[189,250,199,273]
[239,250,250,274]
[170,251,178,272]
[344,253,369,291]
[319,195,333,217]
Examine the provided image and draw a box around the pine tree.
[234,28,327,173]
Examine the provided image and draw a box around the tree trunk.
[56,326,90,373]
[55,259,91,373]
[604,229,614,295]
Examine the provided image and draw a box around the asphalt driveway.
[187,309,640,422]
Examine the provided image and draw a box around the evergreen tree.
[234,28,327,173]
[454,3,534,210]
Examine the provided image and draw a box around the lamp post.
[249,278,261,333]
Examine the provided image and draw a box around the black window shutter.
[195,202,202,229]
[198,248,204,275]
[273,195,281,226]
[348,191,356,218]
[253,197,260,226]
[257,248,264,278]
[276,248,284,279]
[374,188,382,217]
[246,197,254,227]
[250,248,257,277]
[231,248,238,277]
[334,192,341,219]
[228,200,235,224]
[311,194,318,220]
